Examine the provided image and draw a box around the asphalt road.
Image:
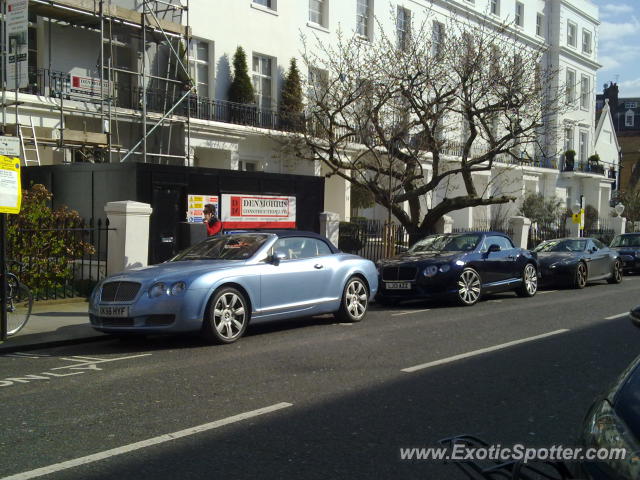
[1,276,640,480]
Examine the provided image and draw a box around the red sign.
[221,194,296,229]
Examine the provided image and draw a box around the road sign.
[0,136,21,157]
[0,155,21,214]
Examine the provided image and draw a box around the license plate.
[385,282,411,290]
[99,305,130,317]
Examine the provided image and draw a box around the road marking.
[537,290,558,294]
[392,309,431,317]
[605,312,629,320]
[2,352,51,359]
[401,329,569,373]
[1,402,293,480]
[51,354,151,371]
[487,300,503,303]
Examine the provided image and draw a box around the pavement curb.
[0,335,110,354]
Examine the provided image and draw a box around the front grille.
[93,317,135,327]
[101,282,141,302]
[382,266,417,281]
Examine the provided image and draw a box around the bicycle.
[3,260,33,336]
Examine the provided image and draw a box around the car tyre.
[456,268,482,306]
[607,259,623,284]
[202,287,249,344]
[516,263,538,297]
[334,277,369,323]
[572,262,588,289]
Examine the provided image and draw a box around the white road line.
[401,329,569,373]
[392,309,431,317]
[51,354,152,370]
[605,312,629,320]
[2,353,51,358]
[1,402,293,480]
[537,290,559,294]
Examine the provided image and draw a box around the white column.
[319,211,340,248]
[104,201,153,275]
[508,216,531,249]
[435,215,454,234]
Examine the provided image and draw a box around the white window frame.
[625,102,637,109]
[309,0,327,28]
[188,39,211,98]
[566,68,576,105]
[397,6,411,51]
[582,29,592,54]
[252,53,274,111]
[307,67,328,105]
[626,110,634,127]
[490,0,499,16]
[567,21,577,48]
[580,75,590,110]
[252,0,276,10]
[536,13,543,37]
[515,2,524,27]
[356,0,372,39]
[579,131,588,162]
[564,127,574,152]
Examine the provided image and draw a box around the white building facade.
[6,0,614,227]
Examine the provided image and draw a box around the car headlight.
[439,264,451,273]
[582,399,640,478]
[170,281,187,296]
[149,282,168,298]
[423,265,438,277]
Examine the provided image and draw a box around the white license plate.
[385,282,411,290]
[99,305,130,317]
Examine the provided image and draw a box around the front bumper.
[376,272,459,301]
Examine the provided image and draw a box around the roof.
[223,230,339,253]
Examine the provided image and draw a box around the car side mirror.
[488,244,501,253]
[271,250,287,266]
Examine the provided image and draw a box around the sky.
[593,0,640,98]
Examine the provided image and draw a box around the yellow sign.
[572,213,580,224]
[571,209,585,229]
[0,155,21,214]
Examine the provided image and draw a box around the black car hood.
[612,247,639,255]
[536,252,580,265]
[379,252,463,265]
[612,356,640,438]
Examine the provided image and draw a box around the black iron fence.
[8,218,113,300]
[452,220,514,238]
[338,220,409,261]
[527,219,568,249]
[584,227,616,245]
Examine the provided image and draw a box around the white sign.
[221,194,296,229]
[5,0,29,89]
[0,136,21,156]
[187,194,219,223]
[70,75,113,99]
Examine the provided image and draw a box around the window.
[625,102,637,109]
[272,237,331,260]
[580,75,590,109]
[515,2,524,27]
[308,67,328,103]
[482,235,514,252]
[309,0,326,27]
[356,0,371,38]
[626,110,634,127]
[253,0,274,9]
[239,160,258,172]
[536,13,543,37]
[582,29,592,54]
[566,68,576,105]
[490,0,499,16]
[432,20,444,56]
[579,131,588,162]
[397,6,411,51]
[564,127,574,151]
[252,54,273,110]
[189,39,210,97]
[567,21,577,47]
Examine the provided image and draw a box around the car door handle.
[314,264,324,269]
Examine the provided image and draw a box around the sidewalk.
[0,299,108,353]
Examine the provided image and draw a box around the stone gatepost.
[105,201,153,275]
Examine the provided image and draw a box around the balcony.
[561,159,606,175]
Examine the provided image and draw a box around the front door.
[151,185,184,264]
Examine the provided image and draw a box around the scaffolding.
[2,0,193,165]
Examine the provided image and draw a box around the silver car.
[89,231,378,344]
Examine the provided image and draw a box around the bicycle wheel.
[6,275,33,336]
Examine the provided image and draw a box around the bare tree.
[279,5,563,243]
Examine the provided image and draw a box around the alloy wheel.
[576,263,587,289]
[213,292,246,341]
[345,279,368,321]
[524,264,538,295]
[458,269,481,305]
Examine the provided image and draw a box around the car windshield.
[171,234,270,261]
[408,234,481,253]
[611,235,640,248]
[533,239,587,252]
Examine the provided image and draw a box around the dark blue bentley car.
[375,232,538,306]
[610,233,640,273]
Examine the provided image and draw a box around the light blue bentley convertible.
[89,231,378,344]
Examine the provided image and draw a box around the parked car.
[610,233,640,274]
[534,237,623,289]
[375,232,538,306]
[578,307,640,479]
[89,231,378,344]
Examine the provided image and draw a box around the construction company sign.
[221,194,296,229]
[70,75,113,99]
[187,194,219,223]
[5,0,28,89]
